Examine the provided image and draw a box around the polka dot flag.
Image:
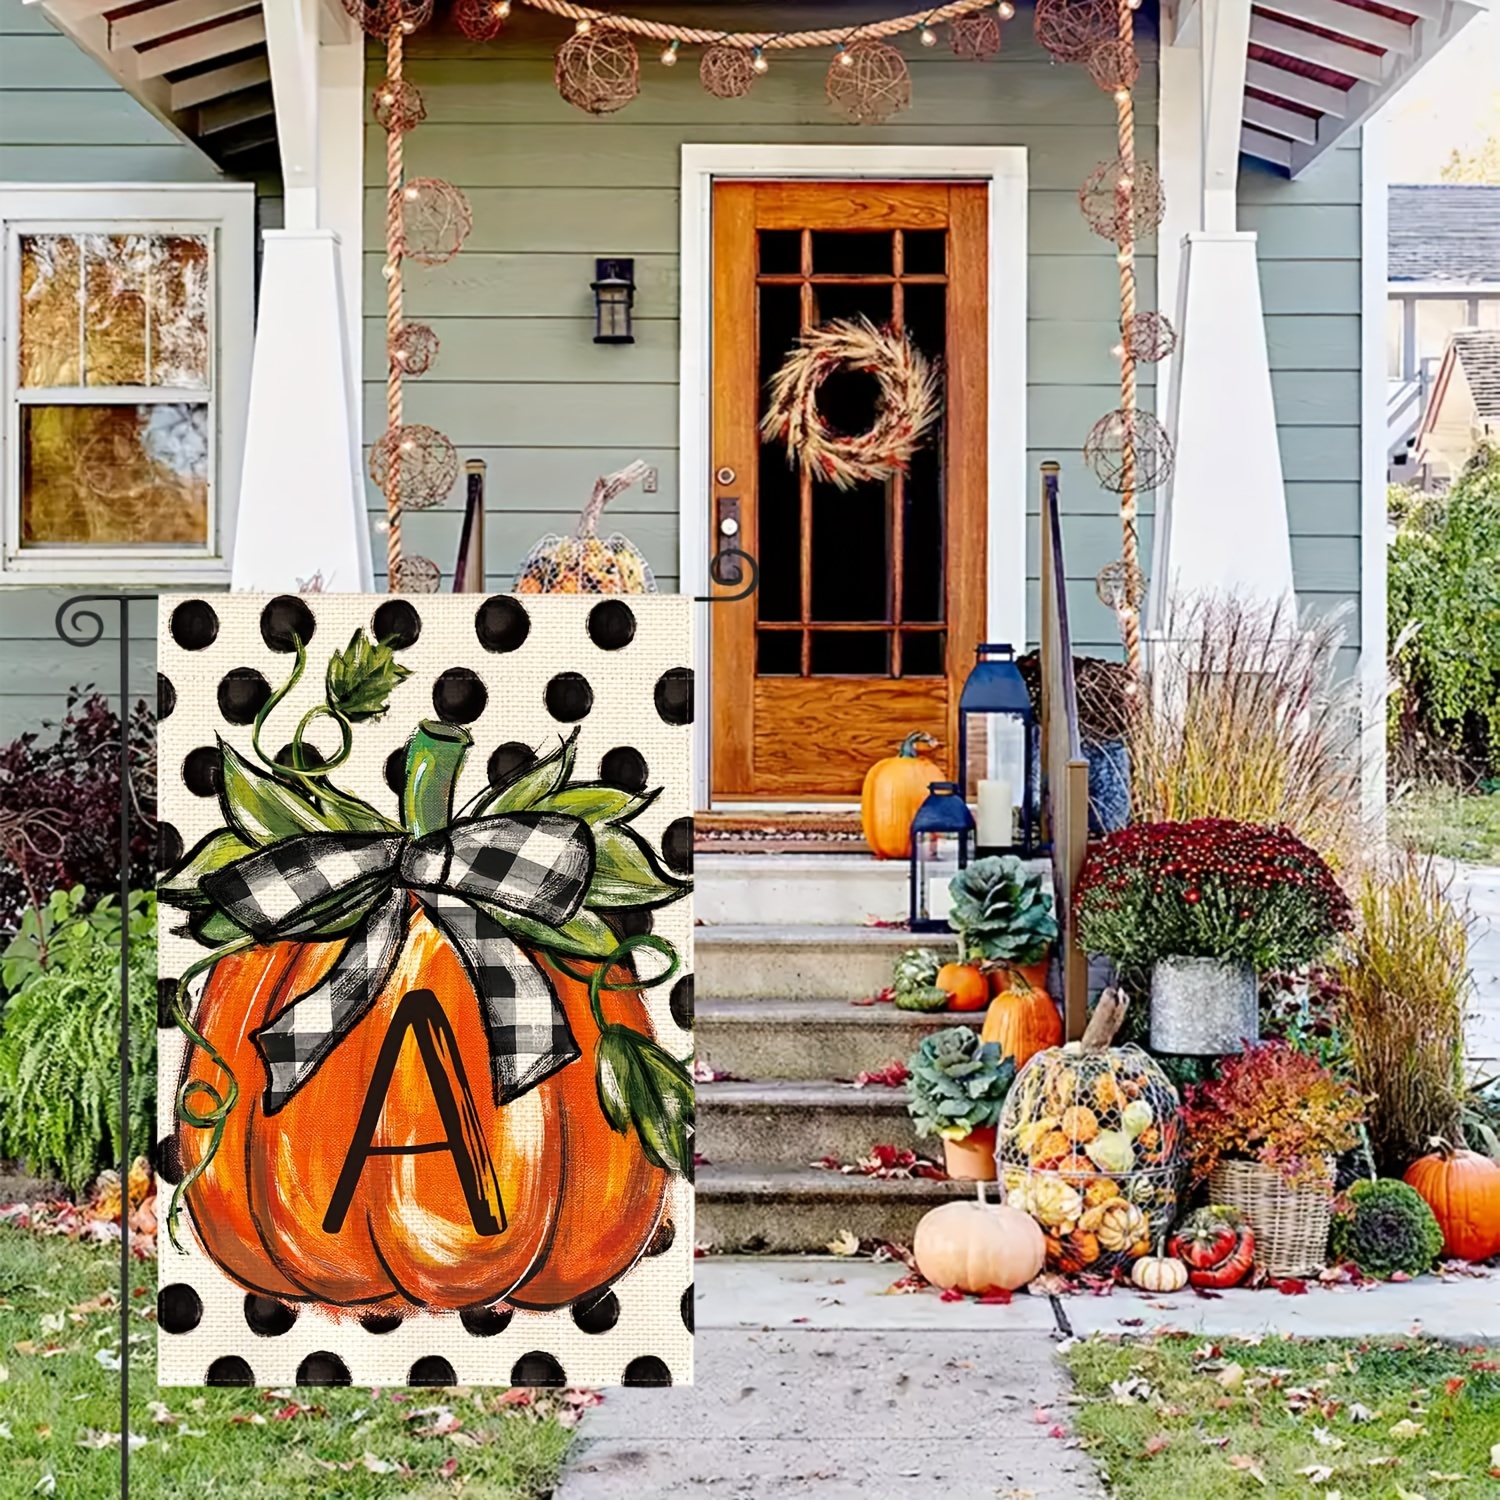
[156,593,694,1388]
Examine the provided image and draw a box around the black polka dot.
[157,978,179,1030]
[460,1304,514,1337]
[360,1312,404,1335]
[599,746,648,792]
[158,822,184,871]
[588,600,636,651]
[681,1285,694,1333]
[409,1355,457,1386]
[373,599,421,649]
[297,1352,350,1386]
[244,1294,298,1337]
[275,741,327,771]
[571,1289,620,1335]
[182,746,222,797]
[545,672,593,723]
[157,1284,202,1335]
[170,599,219,651]
[157,673,176,721]
[433,667,487,725]
[624,1356,672,1387]
[260,595,316,653]
[605,910,654,941]
[670,975,694,1031]
[644,1215,675,1257]
[207,1355,253,1386]
[154,1136,183,1187]
[217,668,272,726]
[475,596,531,653]
[510,1352,565,1387]
[655,668,694,726]
[662,817,694,875]
[384,747,407,798]
[488,742,536,786]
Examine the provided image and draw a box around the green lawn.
[1065,1332,1500,1498]
[1391,785,1500,865]
[0,1226,573,1498]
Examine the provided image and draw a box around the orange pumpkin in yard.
[935,962,990,1012]
[175,908,669,1312]
[980,982,1063,1069]
[860,731,942,859]
[1403,1141,1500,1264]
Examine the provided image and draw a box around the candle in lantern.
[976,778,1013,848]
[927,874,954,923]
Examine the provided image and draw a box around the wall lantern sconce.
[592,257,635,345]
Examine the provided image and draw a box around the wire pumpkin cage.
[513,461,659,595]
[998,1042,1184,1274]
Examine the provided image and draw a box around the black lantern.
[908,781,974,933]
[957,642,1038,858]
[592,257,635,345]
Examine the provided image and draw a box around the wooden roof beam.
[136,12,267,78]
[1241,123,1293,169]
[1243,93,1319,142]
[110,0,260,50]
[170,54,270,108]
[1244,56,1348,114]
[1270,0,1414,54]
[1248,12,1387,83]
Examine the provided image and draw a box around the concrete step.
[697,1079,924,1163]
[696,1162,968,1253]
[698,998,982,1080]
[694,923,958,1000]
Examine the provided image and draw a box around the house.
[1387,182,1500,483]
[0,0,1486,804]
[1412,326,1500,480]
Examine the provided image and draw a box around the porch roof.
[1452,328,1500,421]
[1389,185,1500,285]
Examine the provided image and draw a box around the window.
[1,185,254,582]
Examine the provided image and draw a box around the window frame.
[0,183,254,584]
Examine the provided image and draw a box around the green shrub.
[0,889,156,1192]
[1330,1178,1445,1278]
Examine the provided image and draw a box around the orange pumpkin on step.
[980,981,1063,1069]
[935,962,990,1012]
[176,916,670,1311]
[860,731,942,859]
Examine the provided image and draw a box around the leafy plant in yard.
[907,1026,1015,1141]
[0,889,156,1192]
[1126,594,1366,871]
[1461,1073,1500,1161]
[947,856,1057,968]
[1330,857,1470,1175]
[1330,1178,1445,1278]
[1075,819,1353,971]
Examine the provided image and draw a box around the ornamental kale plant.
[1074,818,1352,972]
[907,1027,1016,1142]
[947,856,1058,967]
[1330,1179,1445,1278]
[1184,1042,1366,1189]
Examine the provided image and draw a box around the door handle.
[697,493,758,602]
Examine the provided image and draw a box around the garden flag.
[155,593,695,1388]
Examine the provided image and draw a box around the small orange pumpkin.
[980,983,1063,1069]
[1060,1105,1100,1144]
[912,1195,1046,1293]
[860,731,942,859]
[936,962,990,1012]
[1403,1140,1500,1263]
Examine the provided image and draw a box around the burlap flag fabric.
[155,592,694,1389]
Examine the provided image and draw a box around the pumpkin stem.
[403,720,473,836]
[898,731,940,758]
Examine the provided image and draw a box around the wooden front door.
[709,180,988,802]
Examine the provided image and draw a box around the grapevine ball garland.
[761,318,943,491]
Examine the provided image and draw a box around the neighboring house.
[0,0,1487,805]
[1413,327,1500,481]
[1388,182,1500,484]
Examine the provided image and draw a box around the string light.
[998,0,1014,14]
[496,0,510,12]
[1117,248,1133,266]
[1111,343,1126,359]
[1114,87,1130,102]
[920,23,938,44]
[575,16,591,31]
[752,47,769,73]
[837,43,854,66]
[661,38,679,64]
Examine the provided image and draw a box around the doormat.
[156,593,694,1389]
[696,810,867,854]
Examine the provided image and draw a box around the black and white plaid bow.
[201,812,594,1115]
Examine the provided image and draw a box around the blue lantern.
[908,781,975,933]
[957,643,1037,858]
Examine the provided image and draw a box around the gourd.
[860,732,942,859]
[979,982,1063,1069]
[1168,1205,1256,1289]
[936,963,990,1012]
[1403,1140,1500,1263]
[912,1190,1047,1294]
[892,947,950,1013]
[1131,1251,1189,1294]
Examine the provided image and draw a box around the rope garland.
[1113,0,1142,676]
[384,23,405,584]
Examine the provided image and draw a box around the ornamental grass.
[1331,856,1470,1176]
[1129,595,1367,872]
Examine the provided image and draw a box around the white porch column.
[230,0,371,592]
[1149,0,1296,623]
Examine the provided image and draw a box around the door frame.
[679,144,1028,811]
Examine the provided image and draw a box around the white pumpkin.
[913,1199,1047,1294]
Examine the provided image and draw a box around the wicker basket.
[1208,1157,1334,1278]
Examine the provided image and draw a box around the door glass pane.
[811,480,888,622]
[21,403,209,545]
[757,283,803,623]
[756,631,801,675]
[811,631,889,674]
[759,230,801,275]
[813,282,892,325]
[902,631,946,677]
[903,229,945,275]
[811,231,892,275]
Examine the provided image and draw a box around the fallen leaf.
[1348,1402,1377,1423]
[1426,1473,1467,1483]
[977,1289,1013,1306]
[825,1229,860,1257]
[1228,1455,1268,1485]
[1217,1362,1246,1390]
[94,1349,121,1372]
[1276,1278,1310,1296]
[1296,1465,1336,1484]
[439,1458,458,1478]
[449,1431,482,1449]
[32,1478,54,1496]
[1312,1426,1345,1450]
[1393,1488,1428,1500]
[1389,1419,1426,1440]
[1144,1434,1170,1456]
[362,1453,397,1473]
